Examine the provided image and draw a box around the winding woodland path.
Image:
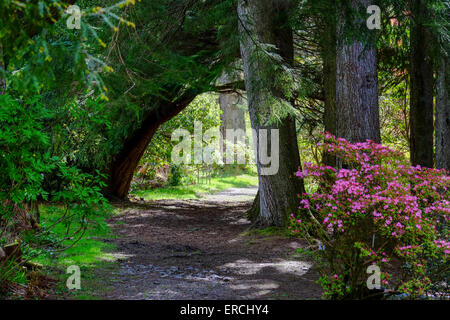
[91,187,322,299]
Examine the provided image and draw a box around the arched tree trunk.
[108,91,198,199]
[238,0,305,227]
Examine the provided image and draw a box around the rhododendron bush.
[290,134,449,299]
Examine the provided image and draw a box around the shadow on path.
[94,191,322,299]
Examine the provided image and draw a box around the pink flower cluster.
[290,133,449,296]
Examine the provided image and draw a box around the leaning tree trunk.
[436,55,450,171]
[410,0,434,168]
[336,0,381,144]
[109,91,198,199]
[238,0,305,227]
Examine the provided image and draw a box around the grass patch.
[131,173,258,200]
[243,226,288,237]
[32,207,117,268]
[28,205,120,299]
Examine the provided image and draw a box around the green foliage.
[0,94,111,293]
[0,95,52,203]
[169,164,183,187]
[0,0,138,178]
[0,0,136,95]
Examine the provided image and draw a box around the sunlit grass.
[30,206,119,299]
[131,173,258,200]
[33,207,116,268]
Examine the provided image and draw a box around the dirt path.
[93,187,322,299]
[200,186,259,202]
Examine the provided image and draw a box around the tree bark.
[238,0,305,227]
[320,5,337,166]
[436,55,450,171]
[409,0,434,168]
[246,190,260,225]
[336,0,381,144]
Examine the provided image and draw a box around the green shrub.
[0,94,110,294]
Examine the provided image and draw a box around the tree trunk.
[436,55,450,170]
[336,0,381,144]
[238,0,305,227]
[246,190,260,225]
[109,91,198,199]
[218,92,246,164]
[410,0,434,168]
[320,6,337,166]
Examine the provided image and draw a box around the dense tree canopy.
[0,0,448,301]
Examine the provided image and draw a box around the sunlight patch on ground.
[100,252,134,262]
[230,218,251,225]
[230,280,280,290]
[287,241,303,249]
[201,187,258,202]
[221,259,312,276]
